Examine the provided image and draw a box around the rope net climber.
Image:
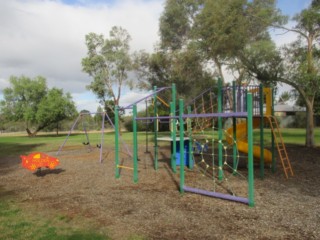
[186,87,218,133]
[179,84,252,205]
[183,126,249,204]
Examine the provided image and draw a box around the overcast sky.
[0,0,312,112]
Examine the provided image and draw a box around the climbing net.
[183,122,250,205]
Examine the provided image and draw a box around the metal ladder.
[266,116,294,178]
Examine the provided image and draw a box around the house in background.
[273,103,306,127]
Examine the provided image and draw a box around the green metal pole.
[170,102,177,173]
[172,84,177,172]
[218,78,223,180]
[115,106,120,179]
[232,81,237,174]
[179,99,185,193]
[259,84,265,179]
[271,88,276,173]
[153,86,158,170]
[247,93,255,207]
[133,104,138,183]
[187,106,193,169]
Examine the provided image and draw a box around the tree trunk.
[26,124,46,137]
[305,102,315,147]
[26,128,38,137]
[214,57,225,85]
[26,128,32,137]
[56,122,59,135]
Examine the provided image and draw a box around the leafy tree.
[275,1,320,147]
[159,0,201,51]
[246,0,320,146]
[193,0,285,84]
[156,0,285,90]
[0,76,77,136]
[239,39,283,85]
[36,88,77,135]
[82,26,133,114]
[134,46,214,102]
[134,0,214,100]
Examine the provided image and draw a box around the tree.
[134,0,214,100]
[193,0,285,84]
[239,39,283,85]
[36,88,77,135]
[275,1,320,147]
[0,76,77,136]
[244,1,320,147]
[159,0,201,51]
[82,26,132,115]
[134,46,214,102]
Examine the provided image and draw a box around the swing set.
[57,111,111,163]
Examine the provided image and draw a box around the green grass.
[0,198,111,240]
[0,128,319,158]
[252,128,320,146]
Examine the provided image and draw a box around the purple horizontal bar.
[123,87,171,109]
[135,112,247,121]
[183,186,249,205]
[183,112,247,118]
[135,116,178,121]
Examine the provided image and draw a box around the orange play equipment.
[21,152,60,171]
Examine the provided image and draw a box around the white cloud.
[0,0,164,109]
[119,89,152,114]
[72,92,100,112]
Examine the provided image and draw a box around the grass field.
[0,198,111,240]
[1,128,319,158]
[0,128,319,239]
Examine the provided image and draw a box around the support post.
[179,99,185,193]
[218,78,223,180]
[170,102,177,173]
[232,81,237,173]
[133,104,138,183]
[259,84,265,179]
[247,93,255,207]
[145,99,150,153]
[56,114,81,155]
[99,112,105,163]
[187,106,193,169]
[172,84,177,172]
[153,86,158,170]
[115,106,120,179]
[271,88,276,173]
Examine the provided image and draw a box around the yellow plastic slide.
[226,119,272,164]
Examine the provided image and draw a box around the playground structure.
[112,78,293,207]
[56,78,293,207]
